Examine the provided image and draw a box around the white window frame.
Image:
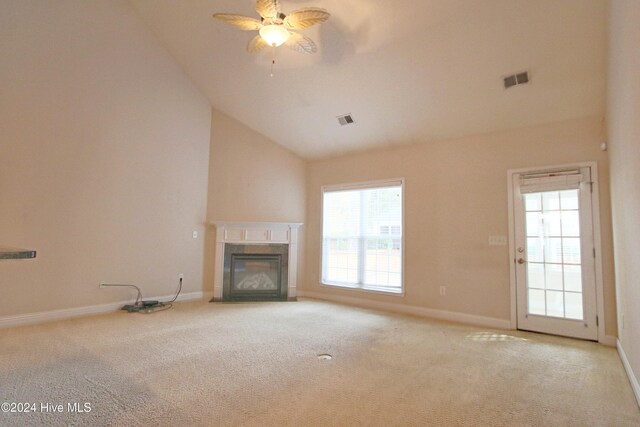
[319,178,405,295]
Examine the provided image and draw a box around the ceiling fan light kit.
[259,24,290,47]
[213,0,330,75]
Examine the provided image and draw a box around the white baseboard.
[298,290,511,330]
[617,339,640,408]
[0,291,204,329]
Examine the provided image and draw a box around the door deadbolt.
[517,258,525,264]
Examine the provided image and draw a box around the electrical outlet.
[179,273,184,281]
[439,286,446,296]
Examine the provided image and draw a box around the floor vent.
[504,71,530,89]
[337,114,355,126]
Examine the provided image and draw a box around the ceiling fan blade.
[284,8,330,30]
[213,14,262,31]
[247,35,269,53]
[284,32,317,54]
[256,0,281,19]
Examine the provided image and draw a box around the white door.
[513,167,598,340]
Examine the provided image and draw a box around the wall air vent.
[504,71,530,89]
[337,114,355,126]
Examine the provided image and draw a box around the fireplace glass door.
[227,254,282,300]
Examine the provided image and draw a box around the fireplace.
[223,244,288,301]
[211,222,302,302]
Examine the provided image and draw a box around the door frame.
[507,161,607,343]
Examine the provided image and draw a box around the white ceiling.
[130,0,607,160]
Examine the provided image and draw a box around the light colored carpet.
[0,299,638,426]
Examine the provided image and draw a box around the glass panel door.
[513,167,598,340]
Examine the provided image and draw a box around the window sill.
[320,281,404,296]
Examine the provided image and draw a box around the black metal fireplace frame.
[222,243,288,302]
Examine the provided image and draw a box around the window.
[321,179,403,294]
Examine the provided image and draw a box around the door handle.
[517,258,526,264]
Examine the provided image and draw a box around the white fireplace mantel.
[210,222,303,301]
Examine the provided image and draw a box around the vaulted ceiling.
[130,0,606,159]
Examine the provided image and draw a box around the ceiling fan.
[213,0,330,55]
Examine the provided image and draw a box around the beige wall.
[608,0,640,384]
[0,1,621,347]
[204,109,306,295]
[0,0,211,316]
[305,116,617,335]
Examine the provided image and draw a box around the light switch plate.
[192,231,198,239]
[488,235,507,246]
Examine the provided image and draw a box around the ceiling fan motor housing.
[261,12,287,24]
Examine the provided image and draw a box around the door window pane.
[564,265,582,292]
[526,237,544,262]
[562,211,580,237]
[545,238,563,263]
[543,191,560,211]
[526,212,542,236]
[560,190,579,210]
[545,264,564,291]
[527,263,545,290]
[562,238,581,264]
[525,193,542,211]
[544,212,562,236]
[528,289,546,315]
[546,291,565,317]
[565,292,584,320]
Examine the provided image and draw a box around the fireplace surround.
[211,222,302,302]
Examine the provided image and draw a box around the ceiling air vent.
[503,71,530,89]
[337,114,355,126]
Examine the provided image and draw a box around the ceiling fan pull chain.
[271,45,276,77]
